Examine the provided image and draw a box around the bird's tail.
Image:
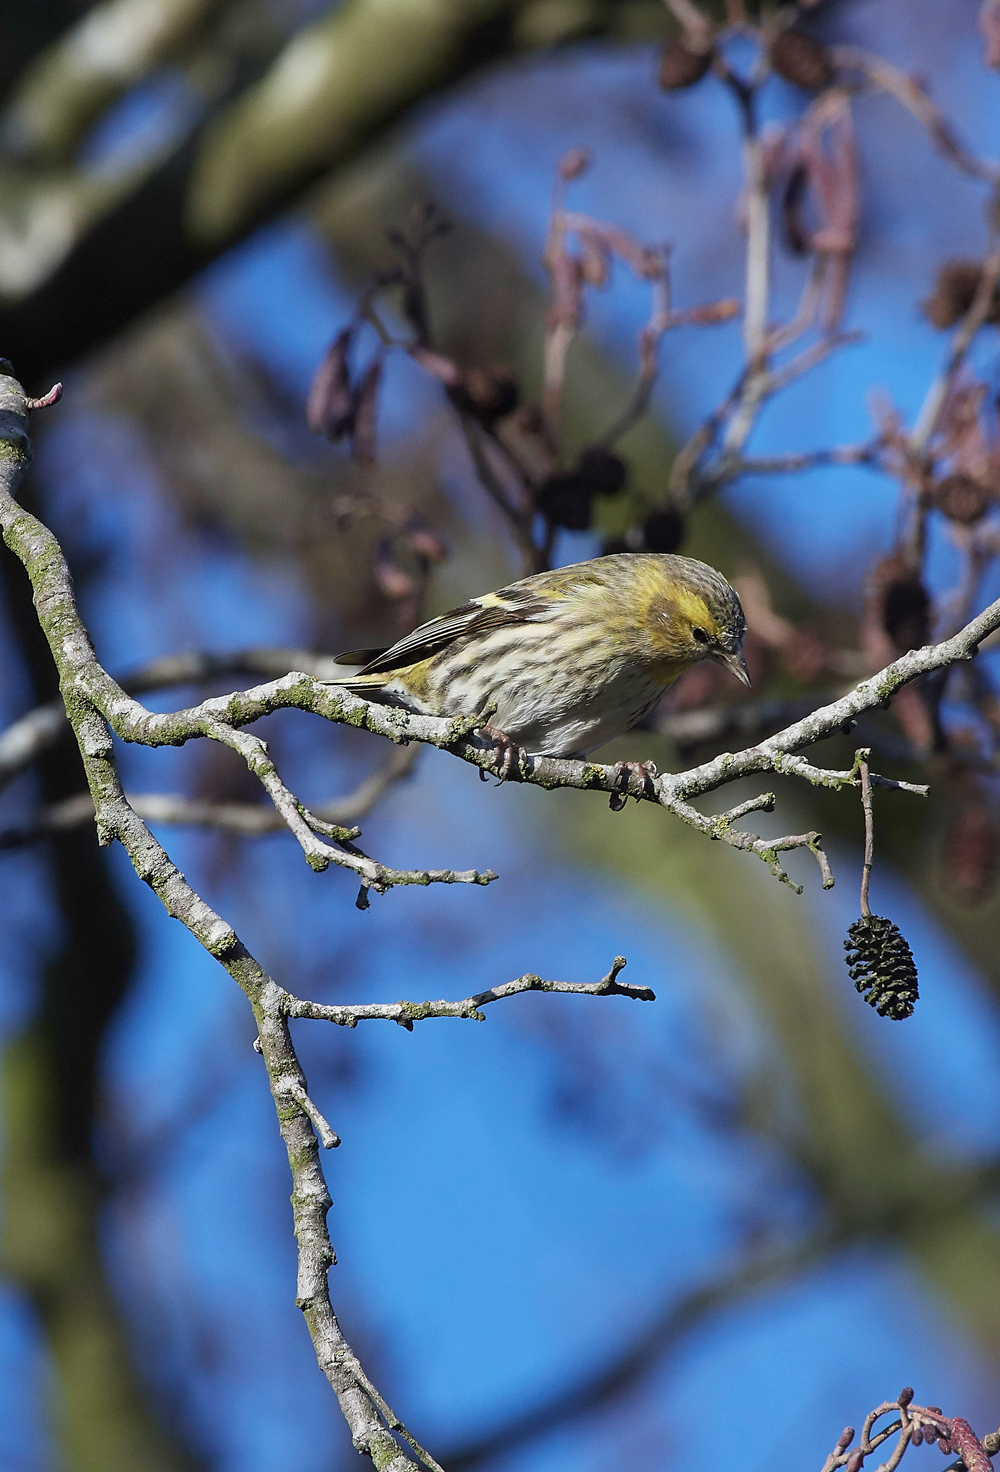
[314,644,396,691]
[318,667,394,695]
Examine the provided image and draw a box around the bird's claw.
[609,759,658,812]
[479,725,528,783]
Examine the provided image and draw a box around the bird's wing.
[334,587,553,676]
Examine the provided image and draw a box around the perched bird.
[329,553,748,798]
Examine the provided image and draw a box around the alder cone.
[932,472,992,524]
[844,915,919,1021]
[576,447,627,496]
[447,366,519,426]
[642,507,685,553]
[882,576,930,651]
[770,29,834,90]
[658,39,712,90]
[535,472,593,530]
[871,555,931,652]
[923,259,1000,328]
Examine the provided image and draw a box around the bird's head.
[645,555,750,686]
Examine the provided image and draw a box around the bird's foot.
[479,725,528,783]
[609,759,658,812]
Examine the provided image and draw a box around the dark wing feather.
[334,646,390,667]
[339,594,550,677]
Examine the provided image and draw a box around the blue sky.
[2,2,1000,1469]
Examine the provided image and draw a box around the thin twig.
[859,753,874,917]
[18,598,987,897]
[279,1077,340,1149]
[830,46,999,184]
[284,957,653,1029]
[458,415,539,568]
[737,441,878,474]
[910,247,1000,453]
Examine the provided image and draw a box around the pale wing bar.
[334,593,551,677]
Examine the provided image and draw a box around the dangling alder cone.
[844,916,919,1020]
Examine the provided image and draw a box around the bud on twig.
[671,298,741,326]
[373,539,416,601]
[404,520,447,564]
[447,366,520,427]
[558,146,592,181]
[307,328,356,441]
[932,472,992,523]
[659,38,713,90]
[351,358,383,465]
[980,0,1000,70]
[923,260,1000,328]
[770,29,834,91]
[25,382,63,411]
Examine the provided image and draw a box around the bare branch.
[0,368,429,1471]
[17,550,985,895]
[742,129,771,360]
[457,414,539,568]
[661,0,713,48]
[736,441,878,474]
[910,247,1000,452]
[276,1075,341,1150]
[0,747,418,850]
[0,646,355,793]
[0,367,667,1467]
[0,699,69,792]
[284,956,654,1029]
[819,1389,996,1472]
[830,45,1000,183]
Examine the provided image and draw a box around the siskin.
[329,554,749,779]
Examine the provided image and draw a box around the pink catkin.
[942,1419,991,1472]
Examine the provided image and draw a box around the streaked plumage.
[328,552,748,759]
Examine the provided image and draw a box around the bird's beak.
[712,643,751,687]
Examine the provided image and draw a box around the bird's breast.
[646,655,694,688]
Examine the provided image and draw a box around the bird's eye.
[692,626,708,644]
